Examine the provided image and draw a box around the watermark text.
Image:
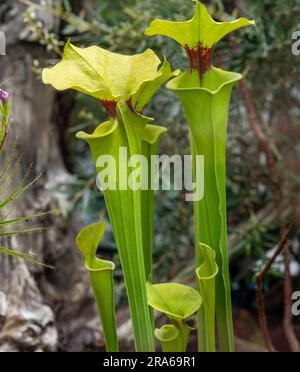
[0,31,6,56]
[292,291,300,316]
[95,148,205,202]
[0,291,6,316]
[292,31,300,56]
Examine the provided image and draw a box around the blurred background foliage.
[21,0,300,320]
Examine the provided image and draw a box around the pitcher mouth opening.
[76,119,118,142]
[166,67,243,96]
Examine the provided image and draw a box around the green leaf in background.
[147,281,202,352]
[0,95,53,268]
[76,220,118,352]
[145,0,255,352]
[196,243,218,352]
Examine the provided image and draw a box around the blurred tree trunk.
[0,0,100,352]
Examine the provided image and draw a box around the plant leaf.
[0,210,56,228]
[141,124,167,279]
[0,247,54,268]
[155,324,181,352]
[155,323,193,352]
[169,69,238,351]
[145,0,255,49]
[145,0,254,351]
[76,104,165,351]
[43,40,164,103]
[46,40,171,351]
[167,67,242,92]
[76,221,118,352]
[147,281,202,321]
[196,243,218,352]
[132,59,179,112]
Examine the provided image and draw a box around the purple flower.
[0,89,9,104]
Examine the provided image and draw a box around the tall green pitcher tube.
[167,69,242,351]
[146,0,255,351]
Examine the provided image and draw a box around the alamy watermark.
[95,148,204,202]
[0,31,6,56]
[292,291,300,316]
[292,31,300,56]
[0,291,6,316]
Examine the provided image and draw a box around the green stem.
[102,122,154,351]
[141,130,165,327]
[176,320,192,352]
[104,187,154,351]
